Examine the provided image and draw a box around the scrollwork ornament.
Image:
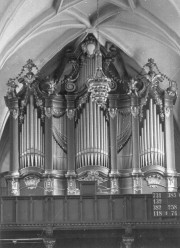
[65,81,76,92]
[108,80,117,91]
[108,108,117,119]
[66,108,76,119]
[131,106,139,118]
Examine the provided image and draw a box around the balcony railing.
[0,195,180,230]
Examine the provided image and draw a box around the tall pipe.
[153,104,157,165]
[30,95,34,152]
[146,109,150,165]
[144,119,147,166]
[26,103,30,166]
[150,99,154,165]
[157,115,160,165]
[24,114,27,167]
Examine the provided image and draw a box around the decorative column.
[5,81,20,195]
[127,78,142,194]
[66,95,79,195]
[108,94,119,194]
[9,99,19,173]
[164,84,177,191]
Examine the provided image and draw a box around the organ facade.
[2,35,178,197]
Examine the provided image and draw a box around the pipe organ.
[140,99,165,168]
[20,94,45,169]
[3,39,178,196]
[76,98,109,171]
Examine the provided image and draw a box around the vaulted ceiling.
[0,0,180,154]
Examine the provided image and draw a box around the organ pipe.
[76,98,109,169]
[20,96,45,169]
[140,99,165,168]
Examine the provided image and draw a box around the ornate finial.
[18,59,39,88]
[6,78,18,99]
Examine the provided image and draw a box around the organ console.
[3,37,178,196]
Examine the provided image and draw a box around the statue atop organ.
[2,35,178,196]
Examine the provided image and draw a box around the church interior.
[0,0,180,247]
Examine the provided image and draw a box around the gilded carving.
[110,177,119,194]
[145,174,162,188]
[108,108,117,119]
[11,178,20,196]
[66,108,76,119]
[131,106,139,118]
[44,178,54,193]
[24,175,40,189]
[67,177,80,195]
[127,78,139,97]
[164,106,172,118]
[10,108,19,119]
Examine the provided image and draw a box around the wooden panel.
[132,197,145,220]
[80,182,96,195]
[17,199,30,222]
[1,195,179,227]
[54,198,64,222]
[97,198,109,221]
[33,199,44,222]
[112,197,124,221]
[82,198,94,221]
[67,198,79,221]
[3,199,16,223]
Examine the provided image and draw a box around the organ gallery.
[3,35,178,198]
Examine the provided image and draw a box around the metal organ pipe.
[153,104,157,165]
[144,119,147,166]
[34,108,38,165]
[140,100,165,168]
[76,98,109,169]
